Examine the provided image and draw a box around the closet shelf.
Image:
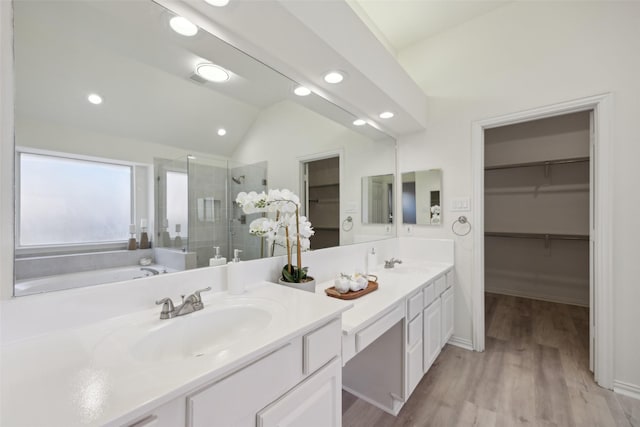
[308,183,340,189]
[485,231,589,247]
[484,156,589,172]
[309,198,339,203]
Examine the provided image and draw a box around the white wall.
[231,100,396,245]
[395,1,640,388]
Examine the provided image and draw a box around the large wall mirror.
[12,0,396,296]
[401,170,442,225]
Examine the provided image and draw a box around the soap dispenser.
[209,246,227,267]
[227,249,244,295]
[367,247,377,275]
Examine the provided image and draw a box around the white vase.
[278,277,316,293]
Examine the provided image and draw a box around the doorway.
[471,94,613,389]
[484,111,592,388]
[301,156,340,250]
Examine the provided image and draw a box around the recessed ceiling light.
[204,0,230,6]
[324,71,344,84]
[87,94,103,105]
[195,62,229,82]
[217,128,227,136]
[294,86,311,96]
[353,119,366,126]
[379,111,394,119]
[169,16,198,37]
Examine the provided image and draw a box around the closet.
[304,157,340,249]
[484,111,591,306]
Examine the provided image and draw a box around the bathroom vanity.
[0,283,351,426]
[316,255,454,415]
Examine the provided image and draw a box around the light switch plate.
[344,202,358,214]
[451,197,471,212]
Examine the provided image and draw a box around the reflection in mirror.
[362,174,394,224]
[401,170,442,225]
[12,0,396,296]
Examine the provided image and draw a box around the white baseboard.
[447,335,473,351]
[614,380,640,400]
[485,289,589,307]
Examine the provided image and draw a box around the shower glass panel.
[228,161,268,260]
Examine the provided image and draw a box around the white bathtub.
[14,264,175,296]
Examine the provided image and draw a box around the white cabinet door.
[257,358,341,427]
[406,312,423,396]
[441,287,454,348]
[188,341,302,427]
[423,299,441,373]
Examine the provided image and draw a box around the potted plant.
[236,189,316,292]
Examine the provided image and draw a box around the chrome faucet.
[155,286,212,319]
[384,258,403,269]
[141,267,160,276]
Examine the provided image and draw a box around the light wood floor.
[342,293,640,427]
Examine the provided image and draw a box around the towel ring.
[342,216,354,231]
[452,216,471,236]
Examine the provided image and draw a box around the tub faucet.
[384,258,403,269]
[141,267,159,276]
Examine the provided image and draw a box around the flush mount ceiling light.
[353,119,366,126]
[323,71,345,84]
[217,128,227,136]
[379,111,394,119]
[87,93,103,105]
[195,62,229,82]
[204,0,230,6]
[169,16,198,37]
[294,86,311,96]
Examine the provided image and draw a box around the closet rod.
[484,156,590,171]
[485,231,589,241]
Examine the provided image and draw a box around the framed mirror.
[11,0,396,296]
[401,169,442,225]
[361,174,394,225]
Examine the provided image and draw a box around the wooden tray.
[325,281,378,300]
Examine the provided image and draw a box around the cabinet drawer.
[126,397,185,427]
[407,292,423,320]
[407,312,422,348]
[423,282,436,307]
[445,270,454,290]
[435,275,446,296]
[304,319,341,375]
[356,304,404,352]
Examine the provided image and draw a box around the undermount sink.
[96,303,275,364]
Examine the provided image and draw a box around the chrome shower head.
[232,175,245,184]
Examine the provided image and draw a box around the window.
[18,152,132,247]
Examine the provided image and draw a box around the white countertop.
[0,282,351,427]
[314,261,453,335]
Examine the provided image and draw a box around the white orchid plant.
[236,189,314,283]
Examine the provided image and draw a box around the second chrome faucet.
[155,286,212,319]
